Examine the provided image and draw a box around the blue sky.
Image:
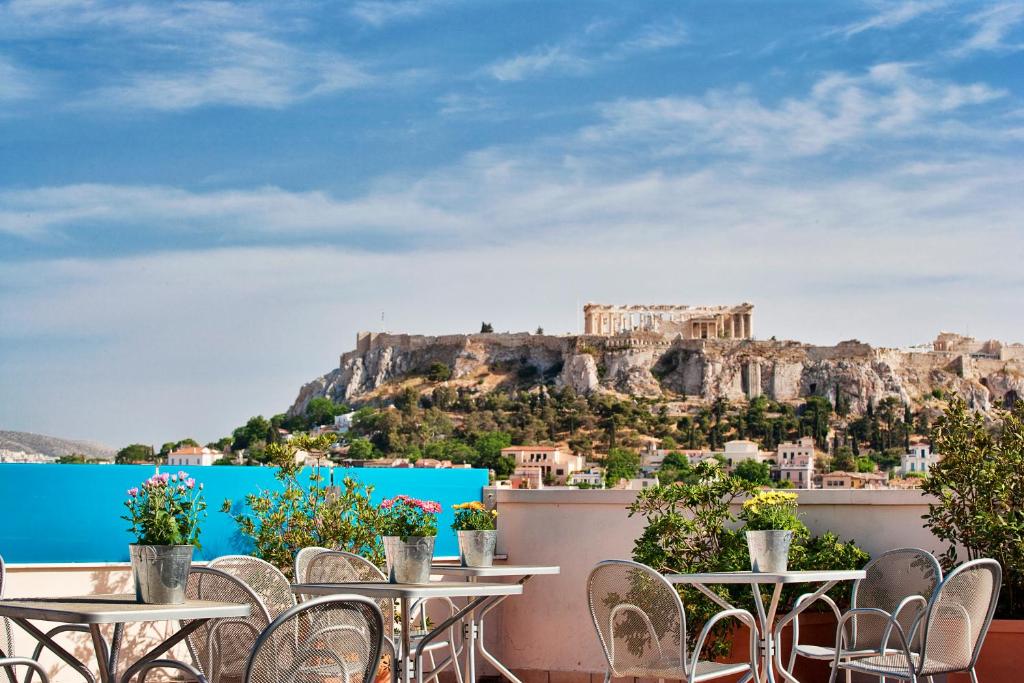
[1,0,1023,447]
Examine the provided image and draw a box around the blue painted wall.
[0,464,488,563]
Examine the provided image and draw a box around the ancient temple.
[582,302,754,340]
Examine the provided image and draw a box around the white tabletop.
[665,569,866,585]
[430,564,560,577]
[0,594,252,624]
[292,581,524,599]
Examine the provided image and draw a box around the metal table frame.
[666,570,865,683]
[431,564,560,683]
[292,581,522,683]
[0,594,251,683]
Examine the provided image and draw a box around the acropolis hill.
[289,302,1024,417]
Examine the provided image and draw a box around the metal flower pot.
[129,544,194,604]
[383,536,435,584]
[746,530,793,573]
[457,530,497,567]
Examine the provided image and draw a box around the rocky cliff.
[289,331,1024,416]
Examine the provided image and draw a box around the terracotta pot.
[948,619,1024,683]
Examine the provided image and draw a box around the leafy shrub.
[923,397,1024,617]
[124,471,206,547]
[629,463,868,657]
[427,362,452,382]
[222,434,383,576]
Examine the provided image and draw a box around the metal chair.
[207,555,296,620]
[587,560,758,683]
[829,558,1001,683]
[243,595,385,683]
[783,547,942,680]
[302,550,462,683]
[293,547,332,593]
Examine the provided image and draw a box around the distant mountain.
[0,430,116,460]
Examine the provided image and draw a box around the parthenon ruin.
[583,302,754,339]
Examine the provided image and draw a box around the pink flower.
[159,472,170,483]
[186,478,195,489]
[126,488,139,497]
[380,498,394,510]
[177,471,188,480]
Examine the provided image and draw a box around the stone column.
[744,313,752,339]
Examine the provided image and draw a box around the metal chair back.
[586,559,686,678]
[294,547,332,585]
[305,551,394,640]
[208,555,296,620]
[243,595,385,683]
[0,554,13,659]
[918,558,1001,674]
[850,547,941,649]
[184,567,272,683]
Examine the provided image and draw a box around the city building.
[333,412,357,432]
[900,443,940,477]
[721,440,767,468]
[569,468,605,488]
[821,471,888,489]
[0,449,58,464]
[166,446,220,467]
[504,445,586,488]
[773,437,816,488]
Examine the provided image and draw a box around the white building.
[166,446,219,467]
[333,412,357,432]
[774,437,816,488]
[900,443,939,477]
[721,440,767,468]
[569,468,605,488]
[640,443,715,475]
[0,449,58,464]
[504,446,585,488]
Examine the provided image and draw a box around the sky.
[1,0,1023,448]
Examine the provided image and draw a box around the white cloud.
[952,1,1024,56]
[86,32,370,111]
[839,0,946,37]
[486,18,687,82]
[349,0,455,27]
[0,56,36,101]
[582,63,1007,158]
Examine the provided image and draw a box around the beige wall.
[3,488,946,681]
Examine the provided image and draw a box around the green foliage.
[480,322,494,333]
[427,362,452,382]
[346,437,377,460]
[232,415,272,451]
[604,447,640,484]
[116,443,154,464]
[733,459,772,486]
[451,501,498,531]
[630,464,868,657]
[123,471,206,547]
[57,454,92,464]
[923,397,1024,618]
[306,397,349,427]
[222,434,383,576]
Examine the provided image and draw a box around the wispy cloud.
[85,32,370,111]
[0,56,36,102]
[349,0,455,27]
[952,1,1024,56]
[582,63,1007,158]
[838,0,946,37]
[486,18,687,82]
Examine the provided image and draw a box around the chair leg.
[969,669,979,683]
[845,670,850,683]
[603,672,612,683]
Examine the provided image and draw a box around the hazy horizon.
[2,1,1022,447]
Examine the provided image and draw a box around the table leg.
[400,598,412,683]
[474,576,534,683]
[414,597,492,683]
[117,618,209,683]
[464,579,477,683]
[9,619,97,683]
[772,581,840,683]
[89,626,112,683]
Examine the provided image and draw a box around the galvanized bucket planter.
[457,529,497,567]
[746,530,793,573]
[383,536,435,584]
[129,544,193,604]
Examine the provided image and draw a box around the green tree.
[473,431,514,477]
[116,443,154,464]
[232,416,272,451]
[733,459,772,486]
[306,397,348,427]
[346,437,377,460]
[480,322,494,333]
[427,362,452,382]
[832,446,856,472]
[604,447,640,485]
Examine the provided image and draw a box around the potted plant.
[740,490,800,572]
[379,495,441,584]
[452,501,498,567]
[123,471,206,604]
